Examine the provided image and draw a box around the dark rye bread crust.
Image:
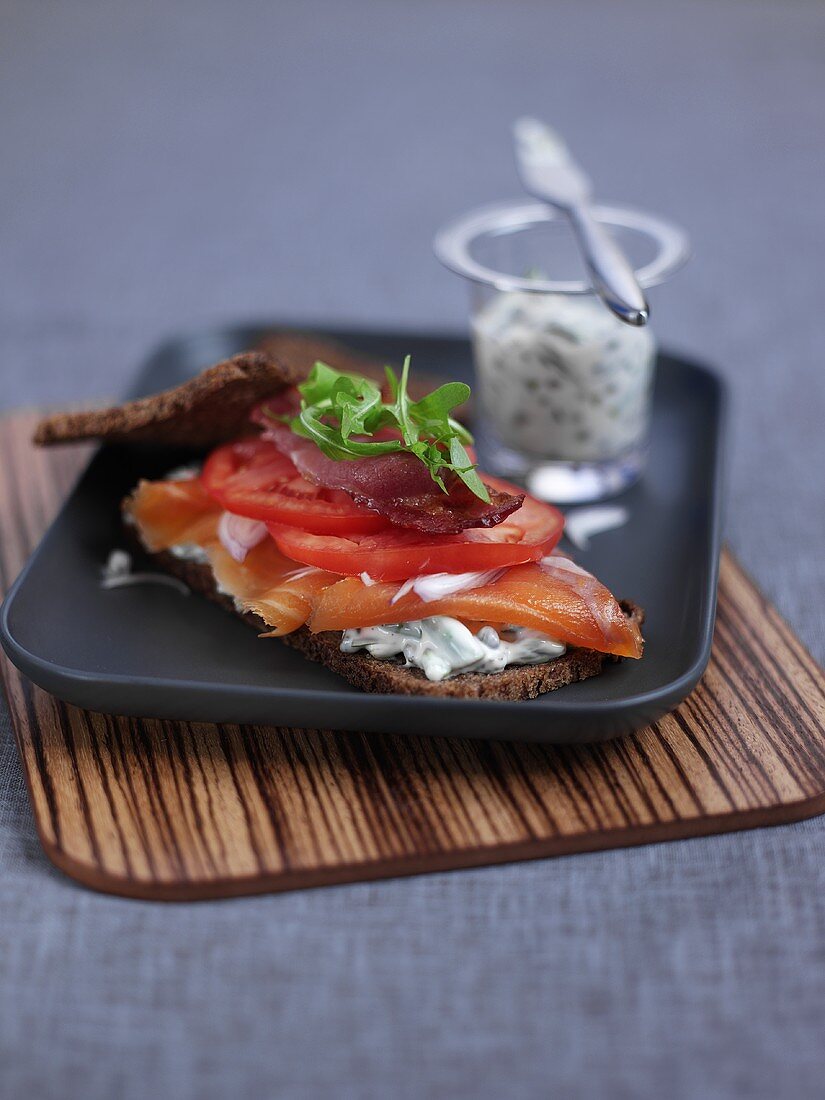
[33,351,298,449]
[33,336,467,448]
[255,332,391,382]
[142,541,644,701]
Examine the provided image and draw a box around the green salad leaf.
[262,355,489,502]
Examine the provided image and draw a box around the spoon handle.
[568,204,649,327]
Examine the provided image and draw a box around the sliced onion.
[390,568,506,605]
[563,505,629,551]
[218,512,268,563]
[100,550,190,596]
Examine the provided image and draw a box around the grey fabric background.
[2,2,824,1097]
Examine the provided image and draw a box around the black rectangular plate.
[1,325,726,743]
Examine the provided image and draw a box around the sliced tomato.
[266,476,564,580]
[201,439,390,534]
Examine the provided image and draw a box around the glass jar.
[434,201,689,502]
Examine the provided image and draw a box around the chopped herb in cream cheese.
[341,616,565,682]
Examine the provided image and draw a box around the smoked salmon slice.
[126,478,335,636]
[126,477,219,550]
[308,557,643,659]
[127,478,642,658]
[209,541,333,637]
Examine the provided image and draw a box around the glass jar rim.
[433,200,690,295]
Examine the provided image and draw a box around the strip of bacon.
[258,421,523,535]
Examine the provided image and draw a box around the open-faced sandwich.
[34,336,643,699]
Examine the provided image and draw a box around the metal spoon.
[513,118,649,326]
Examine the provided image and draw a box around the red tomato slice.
[266,476,564,580]
[201,439,390,534]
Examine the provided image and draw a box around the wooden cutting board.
[1,411,824,900]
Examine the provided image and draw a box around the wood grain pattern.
[1,411,824,900]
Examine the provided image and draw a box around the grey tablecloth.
[2,2,824,1097]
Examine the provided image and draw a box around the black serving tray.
[0,325,726,743]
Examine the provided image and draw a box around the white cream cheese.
[165,464,202,481]
[169,543,210,564]
[472,290,655,461]
[340,616,565,682]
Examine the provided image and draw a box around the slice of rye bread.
[33,334,469,449]
[33,350,298,449]
[139,539,644,701]
[255,331,391,382]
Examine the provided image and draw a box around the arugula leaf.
[298,361,343,405]
[287,357,489,501]
[411,381,470,425]
[336,375,383,439]
[448,437,490,502]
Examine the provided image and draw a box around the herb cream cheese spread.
[341,617,566,682]
[472,291,655,462]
